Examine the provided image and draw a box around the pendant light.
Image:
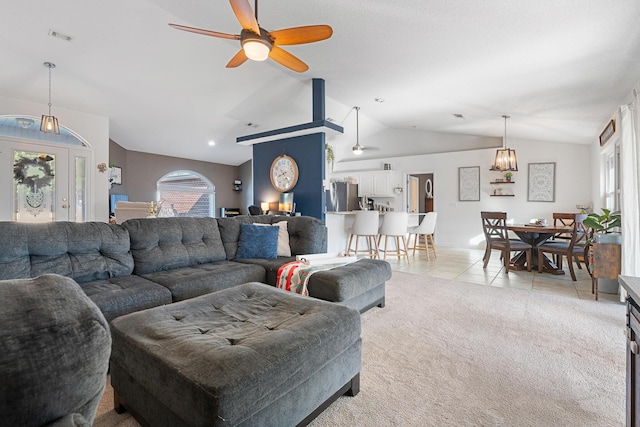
[493,114,518,171]
[352,106,364,155]
[40,62,60,134]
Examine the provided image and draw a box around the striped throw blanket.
[276,261,346,296]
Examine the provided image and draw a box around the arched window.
[157,170,215,217]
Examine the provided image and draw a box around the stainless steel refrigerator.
[325,182,359,212]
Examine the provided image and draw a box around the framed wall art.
[527,162,555,202]
[458,166,480,201]
[108,166,122,185]
[599,119,615,146]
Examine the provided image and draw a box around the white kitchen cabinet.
[359,171,401,197]
[331,170,402,197]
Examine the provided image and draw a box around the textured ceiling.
[1,0,639,165]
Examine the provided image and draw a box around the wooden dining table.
[506,224,573,274]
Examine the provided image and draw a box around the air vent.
[48,29,73,42]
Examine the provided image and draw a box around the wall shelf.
[490,181,514,184]
[490,194,515,197]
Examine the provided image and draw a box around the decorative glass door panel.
[12,146,69,222]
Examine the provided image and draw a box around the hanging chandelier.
[352,106,364,155]
[493,114,518,171]
[40,62,60,134]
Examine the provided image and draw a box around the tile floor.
[379,246,622,304]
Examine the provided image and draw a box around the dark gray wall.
[109,140,243,216]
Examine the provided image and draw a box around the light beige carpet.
[94,271,626,427]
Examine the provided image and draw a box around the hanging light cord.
[48,65,53,116]
[356,106,360,146]
[503,114,510,148]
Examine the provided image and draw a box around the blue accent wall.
[253,133,325,219]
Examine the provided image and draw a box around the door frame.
[1,136,92,222]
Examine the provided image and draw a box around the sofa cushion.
[141,260,266,302]
[0,274,111,426]
[0,222,133,282]
[124,217,227,275]
[254,221,291,257]
[217,215,326,259]
[233,257,295,285]
[235,223,279,259]
[80,275,172,322]
[307,258,392,303]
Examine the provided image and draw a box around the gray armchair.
[0,274,111,426]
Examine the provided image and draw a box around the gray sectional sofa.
[0,215,390,321]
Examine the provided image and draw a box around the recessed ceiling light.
[374,98,385,103]
[208,140,215,146]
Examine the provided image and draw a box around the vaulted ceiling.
[2,0,639,165]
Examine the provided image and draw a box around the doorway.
[1,138,91,222]
[406,173,434,213]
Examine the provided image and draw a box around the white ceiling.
[2,0,640,166]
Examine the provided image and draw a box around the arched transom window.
[157,170,215,217]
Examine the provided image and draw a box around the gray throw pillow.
[235,223,279,259]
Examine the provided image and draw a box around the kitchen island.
[325,211,422,253]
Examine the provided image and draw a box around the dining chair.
[480,211,532,273]
[537,213,588,281]
[247,205,262,215]
[551,212,580,268]
[377,212,410,263]
[346,210,380,259]
[407,212,437,260]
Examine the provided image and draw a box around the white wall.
[0,95,110,222]
[332,137,592,249]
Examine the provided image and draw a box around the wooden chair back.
[480,211,508,242]
[553,212,577,241]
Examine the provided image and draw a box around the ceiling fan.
[169,0,333,73]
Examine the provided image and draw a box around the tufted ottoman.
[109,282,361,427]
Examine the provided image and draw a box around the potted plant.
[325,144,335,172]
[583,208,621,294]
[583,208,621,244]
[504,172,513,182]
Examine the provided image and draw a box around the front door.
[5,140,89,222]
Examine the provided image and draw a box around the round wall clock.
[270,154,299,192]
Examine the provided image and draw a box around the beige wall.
[109,140,245,216]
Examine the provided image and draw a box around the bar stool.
[346,211,380,259]
[377,212,410,263]
[407,212,437,260]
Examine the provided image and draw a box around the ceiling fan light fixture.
[242,39,270,60]
[352,106,365,155]
[241,30,272,61]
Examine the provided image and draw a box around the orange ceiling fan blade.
[269,46,309,73]
[269,25,333,46]
[229,0,260,34]
[226,49,249,68]
[168,23,240,40]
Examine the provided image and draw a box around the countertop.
[620,275,640,303]
[326,211,424,215]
